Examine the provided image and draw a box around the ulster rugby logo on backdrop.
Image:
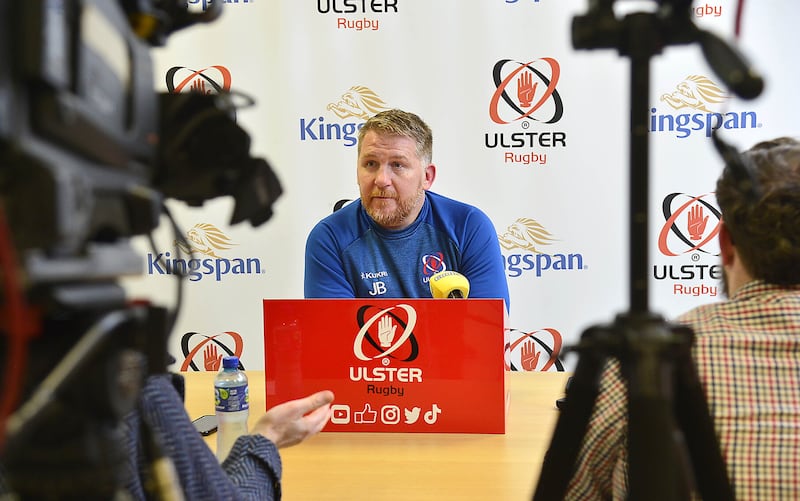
[353,304,419,362]
[653,192,723,298]
[485,58,567,167]
[489,58,563,125]
[506,328,564,372]
[180,330,245,371]
[657,193,722,257]
[316,0,399,31]
[165,65,232,95]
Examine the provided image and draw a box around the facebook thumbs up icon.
[354,403,378,424]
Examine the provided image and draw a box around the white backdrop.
[121,0,800,372]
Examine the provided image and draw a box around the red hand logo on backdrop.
[489,58,563,125]
[166,65,232,94]
[517,71,537,108]
[658,193,722,256]
[180,331,244,371]
[204,344,222,371]
[507,328,564,372]
[190,78,212,95]
[521,340,541,371]
[687,204,709,241]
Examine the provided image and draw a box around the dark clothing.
[122,373,282,500]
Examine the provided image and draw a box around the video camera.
[0,0,281,497]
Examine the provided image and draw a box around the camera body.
[0,1,280,497]
[0,1,159,276]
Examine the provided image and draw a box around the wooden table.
[184,370,571,501]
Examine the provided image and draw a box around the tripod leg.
[625,362,690,501]
[532,325,610,501]
[671,325,735,501]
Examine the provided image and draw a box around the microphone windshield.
[429,271,470,299]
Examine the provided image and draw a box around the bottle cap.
[222,356,239,369]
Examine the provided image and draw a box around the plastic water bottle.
[214,355,249,461]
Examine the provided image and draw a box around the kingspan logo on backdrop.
[654,192,723,298]
[485,58,567,167]
[146,223,266,282]
[651,75,761,138]
[299,86,389,147]
[498,218,586,278]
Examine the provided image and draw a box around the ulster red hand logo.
[180,331,244,371]
[489,58,563,125]
[353,304,419,362]
[166,65,232,94]
[506,328,564,372]
[658,193,722,256]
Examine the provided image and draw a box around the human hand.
[687,204,709,240]
[204,344,222,371]
[252,390,335,449]
[517,71,537,108]
[378,315,397,348]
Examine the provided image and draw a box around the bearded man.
[303,109,510,308]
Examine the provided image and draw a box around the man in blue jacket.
[304,109,510,308]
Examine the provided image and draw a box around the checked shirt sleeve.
[563,359,630,501]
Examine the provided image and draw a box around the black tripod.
[532,1,763,499]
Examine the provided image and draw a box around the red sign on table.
[263,299,508,433]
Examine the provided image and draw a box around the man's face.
[357,130,434,230]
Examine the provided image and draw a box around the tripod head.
[570,0,763,313]
[572,0,763,100]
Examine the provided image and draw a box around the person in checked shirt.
[564,137,800,500]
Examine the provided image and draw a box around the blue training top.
[304,191,510,309]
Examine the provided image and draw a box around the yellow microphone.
[429,271,470,299]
